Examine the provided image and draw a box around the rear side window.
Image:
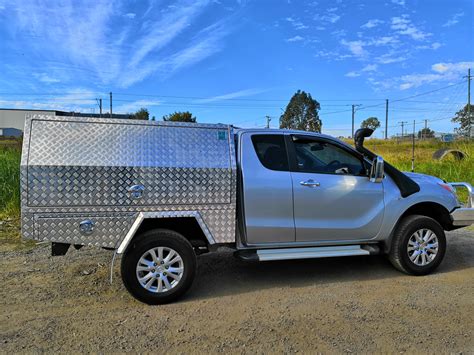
[251,134,289,171]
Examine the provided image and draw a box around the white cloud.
[314,8,341,24]
[194,88,267,103]
[33,73,61,84]
[344,64,378,78]
[285,16,308,30]
[442,12,464,27]
[286,35,304,42]
[361,19,384,29]
[375,51,407,64]
[416,42,442,50]
[399,61,474,90]
[370,36,398,46]
[7,0,241,88]
[362,64,378,72]
[114,99,161,113]
[340,39,367,58]
[431,61,472,74]
[345,71,360,77]
[391,15,431,40]
[391,0,405,5]
[0,88,102,112]
[119,19,233,87]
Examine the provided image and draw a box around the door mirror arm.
[370,156,384,183]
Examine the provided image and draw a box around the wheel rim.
[136,247,184,293]
[407,229,439,266]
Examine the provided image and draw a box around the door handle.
[300,179,320,187]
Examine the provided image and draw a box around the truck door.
[288,135,384,242]
[240,132,295,244]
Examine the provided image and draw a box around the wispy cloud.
[194,88,267,103]
[361,19,384,29]
[344,63,378,78]
[391,0,405,6]
[340,39,368,58]
[285,17,308,30]
[0,88,101,112]
[4,0,241,89]
[442,12,464,27]
[391,15,431,40]
[399,61,473,90]
[314,7,341,24]
[114,99,161,113]
[286,35,304,42]
[119,18,235,87]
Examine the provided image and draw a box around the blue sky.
[0,0,473,137]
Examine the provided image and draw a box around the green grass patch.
[0,144,21,219]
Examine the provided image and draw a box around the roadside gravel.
[1,230,473,353]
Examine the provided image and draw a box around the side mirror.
[370,156,384,183]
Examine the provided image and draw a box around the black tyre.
[121,229,197,305]
[389,215,446,275]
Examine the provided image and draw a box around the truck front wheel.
[121,229,197,304]
[389,215,446,275]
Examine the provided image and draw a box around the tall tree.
[163,111,197,123]
[129,108,150,120]
[451,104,473,136]
[360,117,381,131]
[417,127,435,139]
[280,90,321,132]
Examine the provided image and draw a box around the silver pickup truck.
[21,115,473,304]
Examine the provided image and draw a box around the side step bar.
[236,245,372,262]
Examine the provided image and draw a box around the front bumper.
[449,182,474,226]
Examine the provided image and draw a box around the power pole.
[265,116,272,129]
[351,104,361,138]
[399,121,408,139]
[385,99,389,139]
[109,92,113,118]
[468,68,471,138]
[424,119,428,140]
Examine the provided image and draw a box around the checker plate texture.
[21,115,237,246]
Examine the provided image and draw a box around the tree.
[280,90,321,132]
[451,104,473,136]
[129,108,150,120]
[417,127,435,139]
[360,117,381,131]
[163,111,196,123]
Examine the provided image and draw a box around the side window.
[292,138,365,176]
[251,134,289,171]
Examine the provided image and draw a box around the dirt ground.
[1,230,473,354]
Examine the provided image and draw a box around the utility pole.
[109,92,113,118]
[399,121,408,139]
[96,98,102,118]
[351,104,361,138]
[424,119,428,140]
[265,116,272,129]
[468,68,471,138]
[385,99,389,139]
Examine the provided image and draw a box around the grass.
[352,138,473,184]
[0,140,21,220]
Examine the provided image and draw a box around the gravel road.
[1,230,473,353]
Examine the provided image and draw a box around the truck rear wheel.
[388,215,446,276]
[121,229,197,304]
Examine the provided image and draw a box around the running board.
[236,245,371,262]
